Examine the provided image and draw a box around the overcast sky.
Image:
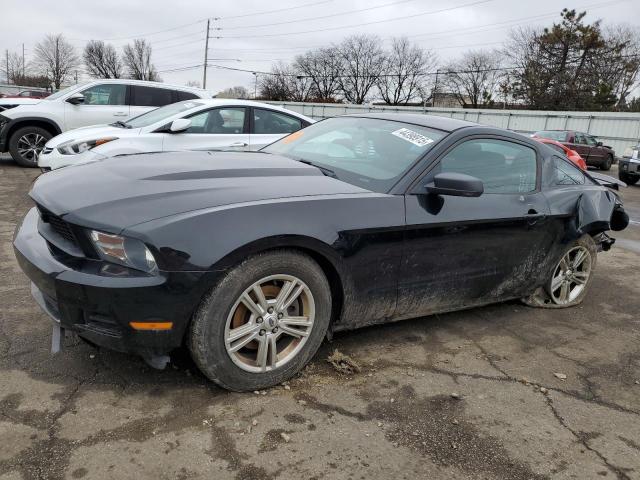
[2,0,639,94]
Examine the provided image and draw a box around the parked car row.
[12,107,630,390]
[0,79,210,166]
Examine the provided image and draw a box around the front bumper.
[37,147,104,170]
[13,207,209,357]
[619,159,640,176]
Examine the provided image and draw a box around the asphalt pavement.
[1,157,639,480]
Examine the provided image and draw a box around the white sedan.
[38,99,314,170]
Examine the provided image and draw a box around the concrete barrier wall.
[267,101,640,155]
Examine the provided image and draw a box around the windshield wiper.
[292,158,338,179]
[111,120,131,129]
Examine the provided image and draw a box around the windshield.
[125,100,204,128]
[46,83,89,101]
[534,130,567,142]
[262,117,446,192]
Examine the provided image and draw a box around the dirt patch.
[327,349,361,375]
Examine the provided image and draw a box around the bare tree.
[294,47,342,101]
[377,37,436,105]
[185,80,201,88]
[337,34,385,104]
[1,52,25,84]
[600,25,640,108]
[259,62,313,101]
[84,40,122,78]
[217,86,250,98]
[32,34,79,89]
[442,49,502,108]
[122,39,159,81]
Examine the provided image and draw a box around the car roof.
[188,99,314,120]
[82,78,210,96]
[345,113,479,132]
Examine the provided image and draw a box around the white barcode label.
[391,128,434,147]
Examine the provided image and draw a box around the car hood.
[0,98,41,107]
[45,125,139,147]
[30,151,371,231]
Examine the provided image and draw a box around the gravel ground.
[1,157,639,480]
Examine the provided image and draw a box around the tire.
[8,126,52,167]
[600,154,613,171]
[521,235,597,309]
[188,250,332,391]
[619,171,639,186]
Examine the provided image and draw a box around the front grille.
[37,205,78,244]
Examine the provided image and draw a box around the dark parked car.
[532,130,615,170]
[619,145,640,185]
[14,114,628,391]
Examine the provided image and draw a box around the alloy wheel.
[549,246,592,305]
[17,133,47,164]
[224,274,315,373]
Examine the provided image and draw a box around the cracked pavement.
[0,156,639,480]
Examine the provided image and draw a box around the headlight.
[58,137,118,155]
[89,230,158,274]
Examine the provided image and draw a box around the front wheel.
[188,250,331,391]
[522,235,597,308]
[8,126,52,167]
[619,171,639,186]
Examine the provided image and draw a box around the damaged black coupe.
[13,114,628,391]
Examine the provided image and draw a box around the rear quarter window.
[131,86,175,107]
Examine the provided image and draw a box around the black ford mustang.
[13,114,628,391]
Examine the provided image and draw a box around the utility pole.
[203,19,210,89]
[74,70,78,84]
[253,72,258,99]
[5,50,9,85]
[22,43,25,78]
[433,69,440,108]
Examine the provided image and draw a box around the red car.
[0,90,50,99]
[534,137,587,170]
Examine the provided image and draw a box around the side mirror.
[596,141,603,147]
[169,118,192,133]
[66,93,85,105]
[426,172,484,197]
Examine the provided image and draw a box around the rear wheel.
[189,250,331,391]
[600,154,613,171]
[8,126,52,167]
[522,235,597,308]
[619,171,639,186]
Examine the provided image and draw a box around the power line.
[222,0,422,30]
[222,0,496,39]
[220,0,331,20]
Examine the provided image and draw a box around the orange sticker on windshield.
[282,130,304,144]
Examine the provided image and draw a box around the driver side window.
[430,138,537,194]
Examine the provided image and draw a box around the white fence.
[267,101,640,155]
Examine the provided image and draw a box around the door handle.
[525,211,546,225]
[113,112,128,117]
[228,142,248,147]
